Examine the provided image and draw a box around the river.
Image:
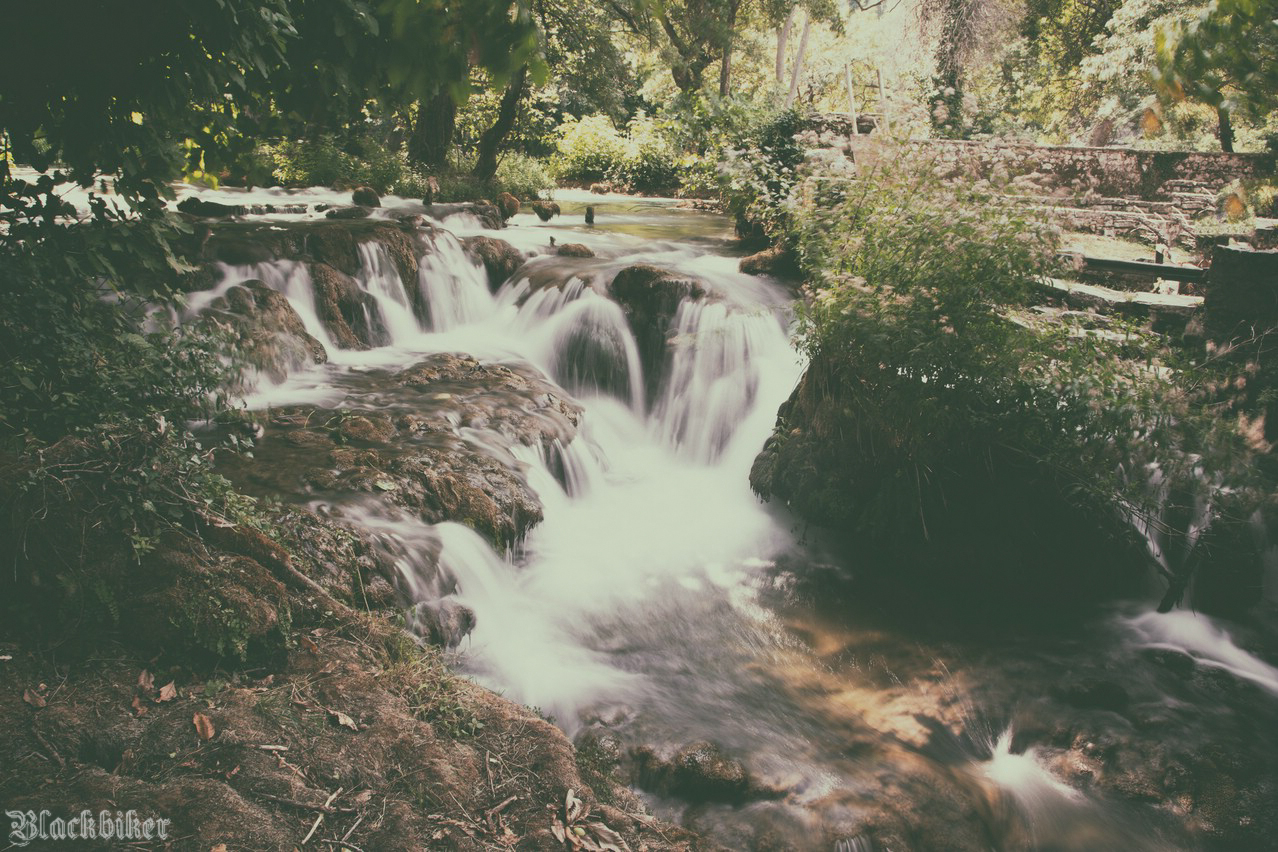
[185,185,1278,850]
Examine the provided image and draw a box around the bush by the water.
[552,112,680,192]
[748,145,1261,569]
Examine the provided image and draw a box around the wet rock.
[206,236,277,266]
[427,201,504,230]
[201,279,327,385]
[1055,678,1131,713]
[630,741,757,804]
[352,185,381,207]
[496,192,520,220]
[739,243,796,277]
[556,242,595,258]
[609,263,709,396]
[310,262,385,349]
[325,205,372,220]
[396,353,583,448]
[336,414,397,444]
[461,235,525,291]
[302,223,360,274]
[531,200,560,221]
[177,197,245,218]
[409,599,477,649]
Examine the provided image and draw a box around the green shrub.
[606,113,680,192]
[717,108,807,238]
[552,114,628,182]
[262,133,408,193]
[495,153,555,199]
[768,149,1258,541]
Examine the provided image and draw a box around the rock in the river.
[609,263,709,396]
[325,205,372,220]
[310,262,385,349]
[177,197,246,218]
[409,599,477,649]
[556,242,595,258]
[461,236,525,291]
[352,186,382,207]
[496,192,520,220]
[630,741,773,805]
[201,279,327,385]
[531,200,560,221]
[396,353,583,448]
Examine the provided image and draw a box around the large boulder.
[531,200,561,221]
[556,243,595,258]
[395,353,583,449]
[177,197,245,218]
[749,353,1150,610]
[461,236,525,291]
[310,262,386,349]
[200,279,327,385]
[608,263,708,397]
[496,192,520,220]
[352,185,382,207]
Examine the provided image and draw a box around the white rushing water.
[200,192,803,724]
[183,186,1278,850]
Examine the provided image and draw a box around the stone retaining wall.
[830,133,1275,200]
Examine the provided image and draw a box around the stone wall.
[832,133,1275,200]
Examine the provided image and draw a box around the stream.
[185,186,1278,850]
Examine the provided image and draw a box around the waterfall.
[354,242,420,343]
[654,299,789,461]
[207,260,339,353]
[418,230,497,330]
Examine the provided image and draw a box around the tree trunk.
[776,6,796,85]
[784,13,811,109]
[719,0,740,97]
[1217,105,1236,153]
[473,66,528,181]
[408,92,457,169]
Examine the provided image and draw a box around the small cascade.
[545,293,646,411]
[354,242,420,343]
[981,728,1081,805]
[435,521,634,722]
[208,260,339,352]
[418,230,497,331]
[1121,610,1278,696]
[654,298,790,462]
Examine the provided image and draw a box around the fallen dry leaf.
[131,695,148,717]
[193,712,216,741]
[210,844,228,852]
[138,670,155,691]
[157,681,178,702]
[330,710,358,731]
[353,790,373,805]
[565,788,585,824]
[22,688,46,708]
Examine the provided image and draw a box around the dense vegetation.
[0,0,1273,629]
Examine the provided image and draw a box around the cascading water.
[184,186,1278,851]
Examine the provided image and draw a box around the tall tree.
[1155,0,1278,151]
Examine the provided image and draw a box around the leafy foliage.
[1156,0,1278,147]
[743,142,1260,547]
[551,113,682,191]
